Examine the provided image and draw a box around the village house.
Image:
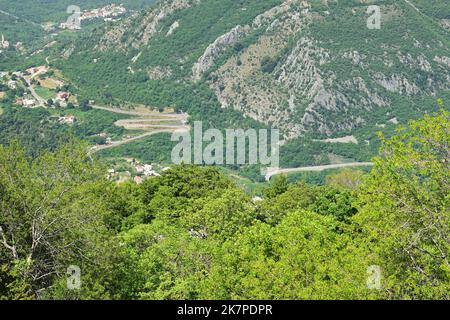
[57,91,71,101]
[42,22,56,32]
[22,98,37,107]
[25,65,47,76]
[0,34,9,50]
[7,80,17,89]
[143,164,153,175]
[58,115,76,124]
[59,21,81,30]
[97,132,111,143]
[24,67,35,75]
[134,176,143,184]
[135,164,144,174]
[133,162,161,177]
[143,164,160,177]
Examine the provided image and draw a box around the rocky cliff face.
[186,0,449,138]
[97,0,200,51]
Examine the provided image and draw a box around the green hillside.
[45,0,449,170]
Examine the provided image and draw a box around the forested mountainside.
[55,0,450,141]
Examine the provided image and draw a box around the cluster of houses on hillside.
[17,98,38,108]
[24,65,48,76]
[60,4,127,29]
[5,65,74,109]
[107,160,168,184]
[130,159,162,183]
[9,65,48,82]
[0,72,15,89]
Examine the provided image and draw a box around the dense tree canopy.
[355,110,450,299]
[0,110,448,300]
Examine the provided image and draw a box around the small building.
[59,22,81,30]
[7,80,17,89]
[58,115,76,124]
[135,164,144,174]
[145,170,160,177]
[22,99,37,107]
[25,66,47,76]
[14,42,24,51]
[1,34,9,49]
[57,91,71,100]
[134,176,142,184]
[25,67,37,75]
[143,164,153,176]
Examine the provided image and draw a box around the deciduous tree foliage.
[0,141,115,297]
[0,110,448,299]
[355,110,450,299]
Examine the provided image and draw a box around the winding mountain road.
[265,162,374,181]
[88,105,189,152]
[26,78,372,176]
[91,127,189,153]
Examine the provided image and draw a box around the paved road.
[23,75,46,106]
[0,9,42,27]
[265,162,374,181]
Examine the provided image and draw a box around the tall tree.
[0,141,111,297]
[355,110,450,299]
